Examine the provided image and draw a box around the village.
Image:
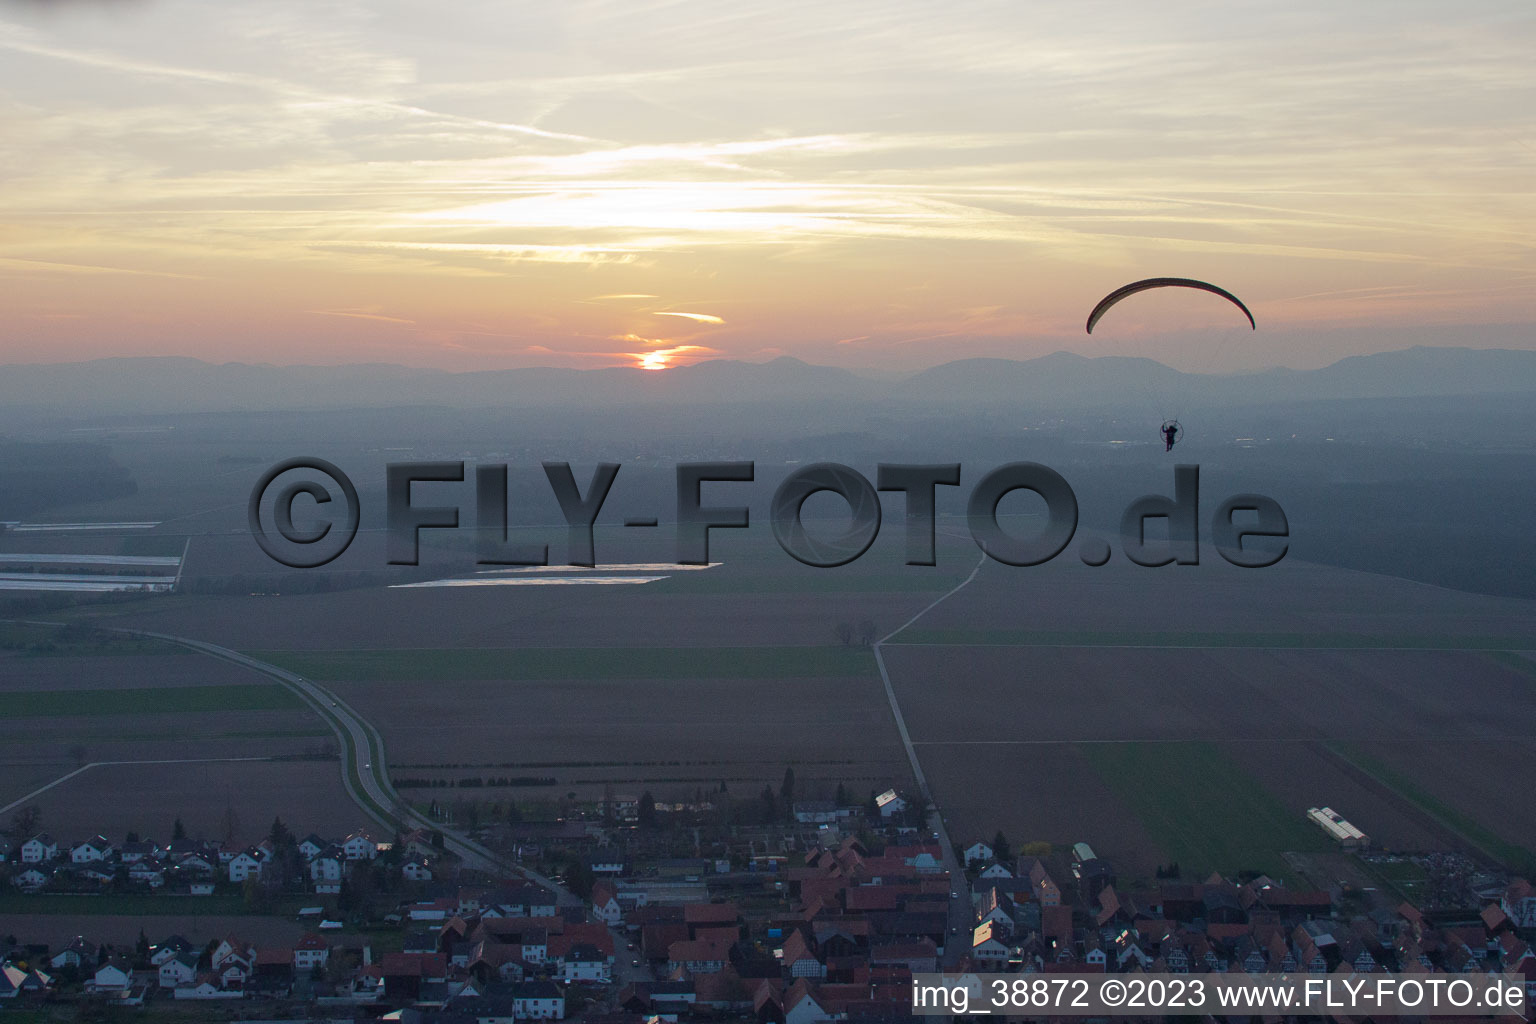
[1,787,1535,1021]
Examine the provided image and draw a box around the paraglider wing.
[1085,278,1256,334]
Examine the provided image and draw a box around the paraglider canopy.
[1085,278,1255,334]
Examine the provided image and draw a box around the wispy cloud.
[654,311,723,324]
[308,309,416,325]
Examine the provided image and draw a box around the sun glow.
[632,344,715,370]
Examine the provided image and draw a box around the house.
[175,852,216,876]
[1504,879,1536,929]
[228,850,263,882]
[293,933,330,972]
[150,935,195,966]
[119,840,160,863]
[482,884,558,917]
[559,943,610,983]
[1024,859,1061,906]
[381,952,448,1000]
[962,841,994,866]
[403,859,433,882]
[189,882,216,896]
[975,886,1017,932]
[297,834,329,860]
[70,836,114,864]
[158,952,199,989]
[874,790,906,818]
[309,846,344,882]
[12,867,48,891]
[978,861,1013,879]
[408,896,457,922]
[50,937,97,970]
[87,959,132,994]
[400,828,441,862]
[210,937,254,973]
[20,834,58,863]
[446,994,518,1023]
[589,848,626,874]
[512,979,566,1019]
[128,861,166,887]
[794,801,839,825]
[781,931,825,979]
[342,830,379,860]
[348,963,385,1001]
[73,864,115,886]
[784,979,828,1024]
[669,934,733,976]
[971,921,1010,963]
[220,957,253,991]
[592,881,623,925]
[1,965,52,999]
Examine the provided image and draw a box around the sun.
[627,343,716,370]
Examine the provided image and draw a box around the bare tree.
[834,622,854,646]
[220,802,241,846]
[7,805,41,840]
[857,620,878,646]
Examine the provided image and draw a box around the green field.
[0,620,187,657]
[1082,740,1332,881]
[1328,742,1536,876]
[0,684,301,718]
[892,628,1536,649]
[248,645,879,681]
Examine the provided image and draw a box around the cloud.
[308,309,415,325]
[653,311,723,324]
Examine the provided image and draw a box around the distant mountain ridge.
[2,346,1534,417]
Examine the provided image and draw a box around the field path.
[109,628,579,906]
[0,757,271,817]
[870,546,987,967]
[872,548,987,803]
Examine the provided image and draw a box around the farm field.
[885,555,1536,879]
[64,541,966,803]
[1078,741,1334,882]
[81,587,949,652]
[252,645,878,682]
[0,643,357,843]
[9,759,361,848]
[326,666,908,801]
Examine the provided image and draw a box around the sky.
[0,0,1533,373]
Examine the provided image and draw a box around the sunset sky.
[1,0,1532,372]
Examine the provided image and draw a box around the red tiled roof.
[684,902,739,925]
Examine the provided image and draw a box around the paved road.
[117,628,581,907]
[930,808,973,967]
[609,926,652,987]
